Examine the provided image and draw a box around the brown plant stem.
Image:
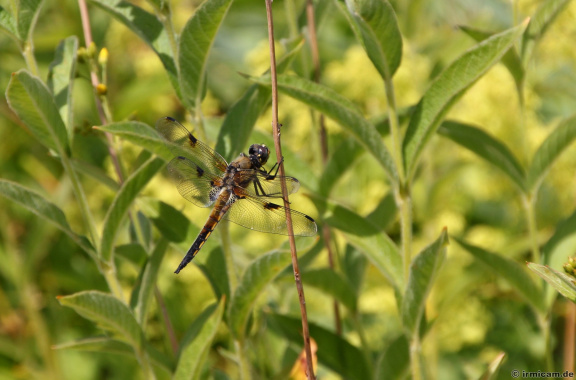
[264,1,316,379]
[565,302,576,375]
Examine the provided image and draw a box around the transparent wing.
[167,157,223,208]
[224,194,317,236]
[156,116,228,177]
[235,169,301,198]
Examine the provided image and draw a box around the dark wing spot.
[304,215,315,222]
[166,116,176,122]
[188,133,198,146]
[177,156,186,160]
[263,202,282,210]
[196,165,204,177]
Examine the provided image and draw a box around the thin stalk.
[523,193,541,264]
[21,40,39,76]
[564,302,575,373]
[235,340,251,380]
[409,333,424,380]
[265,1,315,379]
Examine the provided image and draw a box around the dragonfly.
[156,116,317,274]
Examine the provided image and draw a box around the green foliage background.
[2,0,576,379]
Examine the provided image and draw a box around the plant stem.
[21,40,39,76]
[264,1,316,378]
[235,340,251,380]
[397,187,413,282]
[410,333,424,380]
[523,193,541,264]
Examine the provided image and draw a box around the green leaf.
[375,334,409,380]
[197,247,230,301]
[215,41,303,161]
[88,0,179,94]
[6,69,70,155]
[459,26,524,93]
[267,313,372,380]
[130,239,168,325]
[174,300,225,380]
[542,209,576,266]
[115,243,148,267]
[318,198,403,290]
[527,263,576,303]
[456,238,546,313]
[340,0,402,80]
[438,121,526,192]
[71,159,119,191]
[0,179,94,255]
[318,138,364,197]
[527,115,576,191]
[479,352,506,380]
[58,291,143,347]
[0,5,18,38]
[521,0,571,65]
[96,121,173,161]
[401,229,448,335]
[228,250,292,340]
[302,268,357,312]
[178,0,233,109]
[251,73,398,182]
[48,36,78,138]
[16,0,43,41]
[53,337,174,374]
[139,198,190,243]
[100,157,165,263]
[402,21,528,177]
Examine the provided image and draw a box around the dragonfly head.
[248,144,270,167]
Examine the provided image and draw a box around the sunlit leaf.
[100,157,165,263]
[6,69,69,155]
[479,352,506,380]
[130,239,168,325]
[403,21,528,177]
[268,313,372,379]
[228,250,292,340]
[178,0,233,109]
[58,291,143,347]
[302,268,357,312]
[89,0,179,94]
[401,229,448,335]
[0,179,94,255]
[527,263,576,303]
[340,0,402,80]
[456,238,546,313]
[16,0,43,41]
[542,209,576,266]
[0,5,18,39]
[527,115,576,191]
[251,73,398,182]
[96,121,172,161]
[375,334,409,380]
[521,0,571,65]
[438,121,526,192]
[48,36,78,137]
[174,299,225,380]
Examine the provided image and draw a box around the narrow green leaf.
[542,209,576,266]
[228,250,292,340]
[214,40,303,161]
[0,5,18,38]
[139,198,190,243]
[459,26,524,93]
[88,0,179,94]
[456,238,546,313]
[318,198,403,290]
[71,159,119,191]
[58,291,143,347]
[401,229,448,335]
[375,334,409,380]
[438,121,526,192]
[318,138,364,197]
[96,121,172,161]
[197,247,230,301]
[174,300,225,380]
[116,243,148,267]
[0,179,94,255]
[100,157,165,262]
[521,0,571,65]
[130,239,168,325]
[527,263,576,303]
[527,115,576,191]
[251,73,398,182]
[48,36,78,138]
[16,0,43,41]
[178,0,233,109]
[268,313,372,379]
[302,268,357,312]
[341,0,402,80]
[53,337,174,374]
[403,21,528,177]
[6,69,69,155]
[479,352,506,380]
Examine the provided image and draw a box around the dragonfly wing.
[224,193,317,236]
[167,157,223,208]
[237,170,301,198]
[156,116,228,177]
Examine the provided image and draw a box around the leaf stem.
[21,40,39,77]
[265,1,316,378]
